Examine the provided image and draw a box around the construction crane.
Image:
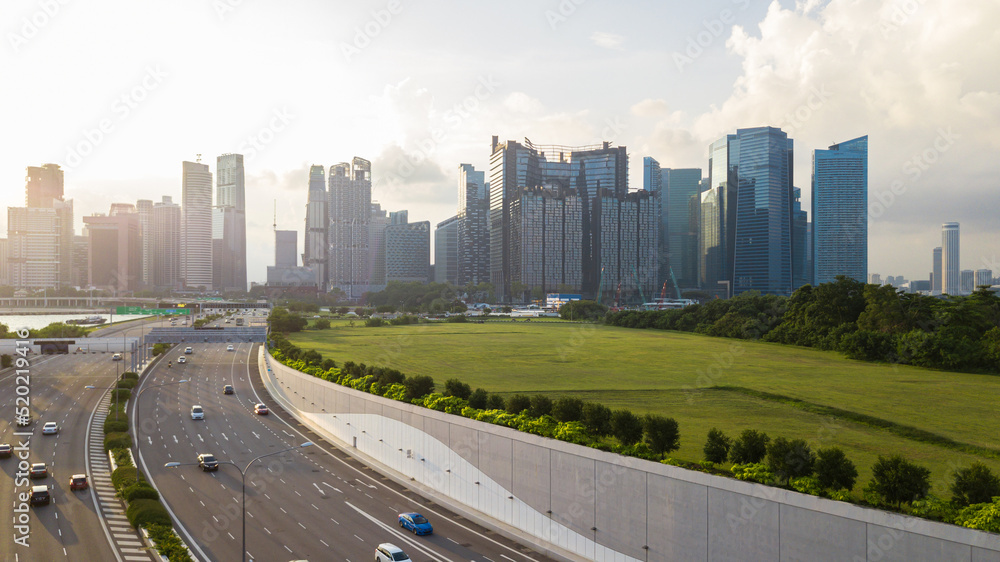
[669,267,682,300]
[660,281,668,300]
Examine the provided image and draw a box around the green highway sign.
[116,307,192,315]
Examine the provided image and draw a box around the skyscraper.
[642,157,668,287]
[434,215,460,285]
[942,222,960,295]
[812,135,868,285]
[791,187,811,289]
[180,161,213,290]
[384,213,429,283]
[932,247,942,295]
[511,186,583,298]
[136,199,153,287]
[304,165,327,289]
[457,164,490,285]
[960,270,975,295]
[368,203,391,286]
[25,164,64,208]
[704,127,794,296]
[152,196,181,289]
[663,167,702,289]
[8,207,62,289]
[15,164,74,288]
[0,238,8,286]
[83,209,141,293]
[214,154,247,292]
[275,231,297,268]
[975,269,993,288]
[329,158,372,297]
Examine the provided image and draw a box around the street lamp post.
[165,441,313,562]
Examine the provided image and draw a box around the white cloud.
[590,31,625,50]
[630,99,670,118]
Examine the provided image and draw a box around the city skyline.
[3,0,998,284]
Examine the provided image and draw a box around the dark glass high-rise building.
[663,168,702,289]
[214,154,247,292]
[791,187,811,289]
[304,165,327,289]
[812,135,868,285]
[457,164,490,285]
[434,215,460,285]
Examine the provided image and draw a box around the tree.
[320,358,337,371]
[506,394,531,414]
[529,395,553,417]
[643,414,680,455]
[610,409,643,446]
[269,307,307,332]
[868,455,931,508]
[403,375,435,400]
[765,438,815,484]
[703,428,731,464]
[559,300,609,321]
[337,307,350,315]
[313,318,331,329]
[951,462,1000,506]
[468,388,489,409]
[552,397,584,422]
[486,394,505,411]
[814,447,858,491]
[581,402,612,436]
[730,430,770,464]
[444,379,472,400]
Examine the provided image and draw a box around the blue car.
[398,512,433,535]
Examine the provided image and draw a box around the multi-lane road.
[136,317,558,562]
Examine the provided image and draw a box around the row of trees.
[606,277,1000,373]
[363,281,494,312]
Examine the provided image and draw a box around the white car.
[42,422,58,435]
[375,543,410,562]
[226,344,234,352]
[178,356,186,364]
[191,405,204,420]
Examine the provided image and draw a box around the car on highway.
[112,353,122,361]
[191,405,205,420]
[185,346,193,354]
[227,344,235,351]
[29,463,48,478]
[197,453,219,471]
[375,543,410,562]
[398,512,433,535]
[42,422,58,435]
[253,403,268,415]
[178,356,187,364]
[0,444,11,458]
[69,474,88,490]
[30,485,51,506]
[224,318,231,323]
[223,384,234,395]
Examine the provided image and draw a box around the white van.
[190,405,204,420]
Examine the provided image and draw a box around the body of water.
[0,314,153,331]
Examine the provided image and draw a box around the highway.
[136,317,558,562]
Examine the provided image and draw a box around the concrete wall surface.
[259,348,1000,562]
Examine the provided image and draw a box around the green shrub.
[365,317,386,327]
[610,409,643,446]
[581,402,612,436]
[909,495,959,523]
[815,447,858,491]
[951,462,1000,506]
[145,523,194,562]
[105,432,132,451]
[112,467,139,491]
[117,379,138,390]
[732,463,773,484]
[867,455,931,508]
[126,499,171,528]
[110,388,132,402]
[468,388,489,409]
[789,476,824,496]
[643,414,680,455]
[122,482,160,502]
[506,394,531,414]
[112,448,133,468]
[955,498,1000,533]
[730,429,770,464]
[104,419,129,434]
[766,437,815,484]
[704,428,731,464]
[485,394,505,411]
[552,397,584,422]
[121,372,139,380]
[528,395,553,418]
[444,379,472,400]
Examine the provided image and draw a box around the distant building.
[8,207,63,289]
[910,279,931,293]
[266,266,317,287]
[792,187,811,289]
[275,230,297,268]
[136,199,153,287]
[83,211,141,293]
[975,269,993,288]
[304,165,327,288]
[662,167,701,289]
[512,187,584,297]
[942,223,960,295]
[328,158,372,297]
[457,164,490,285]
[181,161,213,290]
[385,214,430,283]
[215,153,247,292]
[870,273,882,285]
[25,164,64,208]
[0,238,7,286]
[367,203,391,286]
[961,269,975,295]
[434,215,460,285]
[71,235,88,287]
[152,196,181,289]
[932,247,943,295]
[812,135,868,285]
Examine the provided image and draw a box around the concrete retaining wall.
[259,348,1000,562]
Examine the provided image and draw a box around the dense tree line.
[606,277,1000,373]
[364,281,492,313]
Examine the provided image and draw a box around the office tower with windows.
[434,216,460,285]
[16,164,74,288]
[663,167,701,289]
[458,164,490,285]
[0,238,7,286]
[152,196,181,289]
[275,231,297,268]
[71,235,88,287]
[702,136,739,298]
[792,187,811,289]
[304,165,328,289]
[368,203,391,286]
[329,158,372,297]
[384,213,430,282]
[942,222,960,295]
[812,135,868,285]
[181,161,213,290]
[960,270,975,295]
[975,269,993,288]
[214,154,247,292]
[83,210,141,293]
[25,164,64,208]
[932,247,942,294]
[136,199,153,287]
[8,207,61,289]
[642,157,668,286]
[510,187,583,299]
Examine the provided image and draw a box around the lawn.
[288,319,1000,494]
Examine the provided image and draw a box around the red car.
[254,403,268,415]
[70,474,88,490]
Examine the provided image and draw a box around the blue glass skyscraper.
[812,135,868,285]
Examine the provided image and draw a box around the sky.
[2,0,998,284]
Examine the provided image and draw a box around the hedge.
[105,432,132,451]
[112,448,133,468]
[112,466,138,490]
[121,371,139,380]
[122,482,160,502]
[117,379,138,390]
[145,523,194,562]
[126,499,172,528]
[104,419,129,434]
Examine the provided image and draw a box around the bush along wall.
[267,331,1000,536]
[104,376,193,562]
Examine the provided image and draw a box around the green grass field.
[288,319,1000,495]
